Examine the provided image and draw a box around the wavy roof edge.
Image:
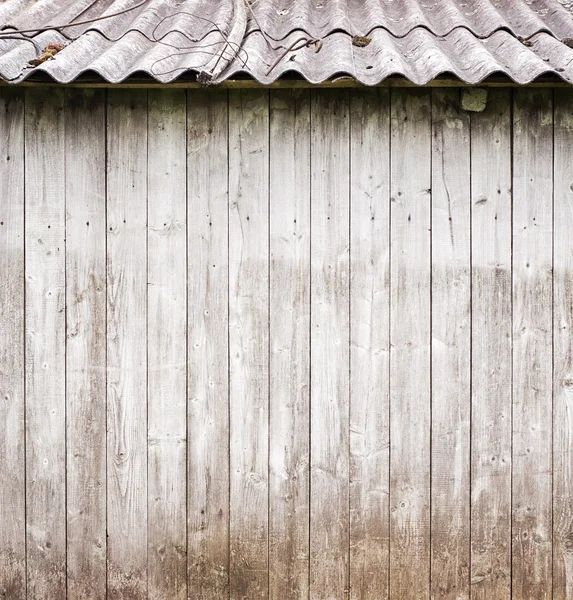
[1,0,573,86]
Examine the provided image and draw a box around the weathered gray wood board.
[269,89,311,599]
[65,89,107,600]
[554,88,573,600]
[430,88,471,599]
[0,87,569,599]
[470,89,513,600]
[0,88,25,600]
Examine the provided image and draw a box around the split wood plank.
[389,88,432,600]
[24,88,67,600]
[187,89,230,599]
[228,89,270,600]
[269,89,311,599]
[430,88,471,599]
[470,89,512,600]
[554,87,573,600]
[0,88,25,600]
[310,89,351,600]
[106,90,148,600]
[512,88,553,600]
[65,89,107,600]
[147,89,187,600]
[349,88,390,600]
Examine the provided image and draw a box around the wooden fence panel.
[389,88,432,600]
[106,90,148,599]
[147,89,188,600]
[65,89,107,600]
[24,89,67,600]
[430,88,471,599]
[470,89,513,600]
[269,89,311,599]
[0,88,25,600]
[187,89,230,599]
[349,88,390,599]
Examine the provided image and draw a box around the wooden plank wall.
[0,87,570,600]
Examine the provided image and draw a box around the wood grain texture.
[512,88,553,600]
[269,89,311,599]
[430,88,471,599]
[349,88,390,600]
[187,89,230,599]
[65,89,107,600]
[470,89,512,600]
[147,89,187,600]
[228,89,269,600]
[310,89,350,600]
[389,88,431,600]
[0,88,25,600]
[106,89,148,600]
[554,88,573,600]
[24,88,67,600]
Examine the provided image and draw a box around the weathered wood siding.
[0,87,570,599]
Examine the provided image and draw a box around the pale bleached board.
[228,89,269,599]
[24,89,67,599]
[269,89,311,599]
[470,89,512,599]
[106,90,148,599]
[512,88,553,600]
[187,90,230,599]
[349,88,390,599]
[389,88,431,599]
[147,89,187,600]
[0,88,25,599]
[430,89,471,599]
[554,88,573,600]
[65,89,107,599]
[310,89,350,600]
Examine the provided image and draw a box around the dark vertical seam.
[104,88,109,600]
[428,89,433,600]
[551,87,555,600]
[63,88,68,600]
[184,88,190,600]
[23,88,28,600]
[387,88,392,600]
[226,88,231,600]
[267,88,271,599]
[509,88,515,600]
[145,89,150,600]
[468,96,473,600]
[308,89,313,600]
[347,89,352,599]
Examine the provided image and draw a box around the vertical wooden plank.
[269,89,311,599]
[228,89,269,599]
[187,89,230,599]
[106,89,148,599]
[512,88,553,600]
[310,89,350,600]
[430,89,471,599]
[24,88,67,599]
[470,89,512,599]
[0,88,25,600]
[349,88,390,599]
[65,89,107,599]
[554,88,573,600]
[147,89,187,600]
[389,88,431,599]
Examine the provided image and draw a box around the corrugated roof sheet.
[1,0,573,85]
